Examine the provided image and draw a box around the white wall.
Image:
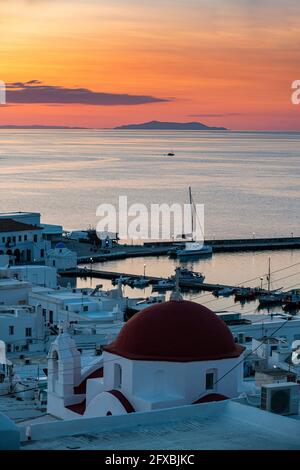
[0,308,45,350]
[0,281,30,305]
[11,265,57,289]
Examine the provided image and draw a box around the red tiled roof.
[0,218,42,233]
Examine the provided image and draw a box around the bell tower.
[47,322,82,417]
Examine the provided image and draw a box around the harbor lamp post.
[291,232,294,238]
[252,232,256,239]
[260,277,264,289]
[143,264,146,278]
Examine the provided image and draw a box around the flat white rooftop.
[0,278,29,288]
[18,401,300,450]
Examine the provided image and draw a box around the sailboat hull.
[177,245,213,257]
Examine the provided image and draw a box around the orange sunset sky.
[0,0,299,130]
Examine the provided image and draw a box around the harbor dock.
[59,266,269,294]
[69,235,300,264]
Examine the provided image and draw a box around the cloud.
[188,113,245,118]
[6,81,170,106]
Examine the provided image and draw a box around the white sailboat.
[176,187,212,257]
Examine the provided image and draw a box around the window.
[12,236,16,243]
[53,260,56,267]
[83,305,88,312]
[114,364,122,388]
[9,325,14,336]
[49,310,54,324]
[205,370,217,391]
[33,234,38,242]
[294,334,300,341]
[25,328,32,337]
[2,237,5,243]
[24,235,27,241]
[42,308,46,317]
[18,235,22,242]
[40,249,44,258]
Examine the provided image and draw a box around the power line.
[189,260,300,302]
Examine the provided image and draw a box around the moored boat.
[152,279,175,292]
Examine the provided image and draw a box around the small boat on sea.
[213,286,236,298]
[125,294,165,319]
[172,267,205,284]
[131,277,150,289]
[111,276,132,286]
[258,291,285,307]
[152,279,175,292]
[234,287,260,302]
[176,242,213,257]
[283,289,300,312]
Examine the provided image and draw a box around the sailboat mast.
[267,257,271,292]
[189,186,194,241]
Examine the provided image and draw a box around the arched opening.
[0,250,4,255]
[106,411,112,416]
[113,363,122,389]
[13,249,21,263]
[6,249,12,256]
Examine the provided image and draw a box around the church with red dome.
[47,297,246,420]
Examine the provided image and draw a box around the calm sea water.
[1,129,300,312]
[1,129,299,239]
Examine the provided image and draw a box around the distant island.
[114,120,228,131]
[0,125,87,129]
[0,121,228,131]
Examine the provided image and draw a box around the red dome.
[104,300,244,362]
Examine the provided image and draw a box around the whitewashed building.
[10,265,57,289]
[29,285,125,325]
[0,217,50,263]
[46,243,77,271]
[0,305,45,353]
[0,256,57,304]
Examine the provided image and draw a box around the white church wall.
[101,352,244,413]
[86,379,105,407]
[103,352,133,394]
